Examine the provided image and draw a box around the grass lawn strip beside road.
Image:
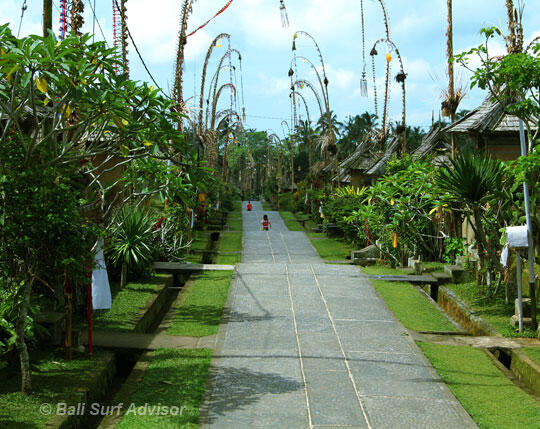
[0,349,112,428]
[167,270,233,337]
[362,264,458,332]
[418,343,540,429]
[307,232,354,261]
[279,211,304,231]
[116,348,212,429]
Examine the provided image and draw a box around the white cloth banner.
[500,244,509,267]
[92,238,112,310]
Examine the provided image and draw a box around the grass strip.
[117,348,212,429]
[279,211,304,231]
[418,343,540,429]
[167,271,233,337]
[215,231,242,265]
[185,230,210,264]
[307,232,354,260]
[93,277,164,332]
[369,278,457,332]
[0,349,111,428]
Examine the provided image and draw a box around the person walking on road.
[261,214,271,231]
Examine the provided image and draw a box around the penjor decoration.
[280,0,289,28]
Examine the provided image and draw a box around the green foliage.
[107,206,155,274]
[436,150,504,206]
[442,237,466,264]
[344,156,450,261]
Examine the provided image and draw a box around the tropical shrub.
[106,206,155,288]
[345,156,450,263]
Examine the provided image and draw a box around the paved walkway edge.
[199,268,239,427]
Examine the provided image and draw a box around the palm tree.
[339,112,378,156]
[316,111,343,139]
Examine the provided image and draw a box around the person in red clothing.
[261,214,271,231]
[247,202,252,211]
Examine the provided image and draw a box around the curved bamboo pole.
[198,33,231,138]
[173,0,196,107]
[370,37,405,144]
[291,90,312,185]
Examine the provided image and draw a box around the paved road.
[201,201,476,429]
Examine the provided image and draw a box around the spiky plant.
[436,150,504,268]
[107,206,155,288]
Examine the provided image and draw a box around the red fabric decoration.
[186,0,235,38]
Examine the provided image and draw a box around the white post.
[519,119,536,329]
[516,250,523,332]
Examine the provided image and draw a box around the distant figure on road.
[262,214,271,231]
[247,202,252,211]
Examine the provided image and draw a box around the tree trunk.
[16,277,34,394]
[120,261,127,289]
[43,0,52,37]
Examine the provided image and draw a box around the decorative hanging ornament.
[360,72,368,97]
[279,0,289,28]
[393,232,398,248]
[386,52,392,62]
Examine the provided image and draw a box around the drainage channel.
[85,229,222,429]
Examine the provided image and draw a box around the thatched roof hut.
[365,136,400,177]
[444,95,535,160]
[412,125,451,165]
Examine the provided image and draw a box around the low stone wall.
[437,286,500,337]
[133,274,175,334]
[510,350,540,397]
[436,285,540,398]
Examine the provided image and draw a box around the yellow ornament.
[386,52,392,62]
[393,232,398,248]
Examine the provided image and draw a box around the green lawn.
[0,349,112,428]
[185,230,210,264]
[369,279,457,332]
[92,276,165,332]
[418,343,540,429]
[444,281,540,338]
[215,231,242,265]
[167,271,233,337]
[307,232,355,260]
[117,348,212,429]
[279,211,304,231]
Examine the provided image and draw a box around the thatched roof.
[365,136,400,176]
[412,125,451,161]
[312,160,329,175]
[338,136,380,172]
[445,95,534,135]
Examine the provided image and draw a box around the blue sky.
[3,0,539,136]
